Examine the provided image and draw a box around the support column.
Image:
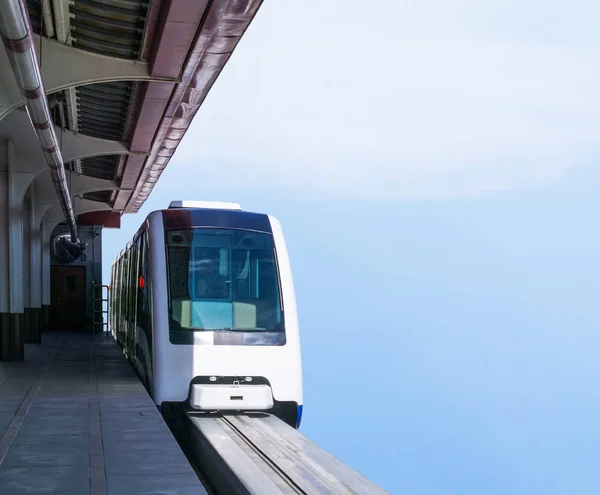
[30,206,43,342]
[23,189,32,343]
[23,187,41,343]
[0,141,36,360]
[41,220,52,330]
[32,199,53,333]
[0,141,9,357]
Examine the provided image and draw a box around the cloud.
[169,0,600,200]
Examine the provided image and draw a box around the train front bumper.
[189,384,274,411]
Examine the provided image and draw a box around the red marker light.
[139,276,145,289]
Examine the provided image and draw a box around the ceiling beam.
[0,36,179,121]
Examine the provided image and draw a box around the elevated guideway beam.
[179,411,388,495]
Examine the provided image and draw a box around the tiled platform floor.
[0,331,207,494]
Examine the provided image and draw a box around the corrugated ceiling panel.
[70,0,149,60]
[76,82,132,141]
[80,155,121,180]
[82,190,114,203]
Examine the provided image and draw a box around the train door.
[131,234,144,367]
[50,265,86,331]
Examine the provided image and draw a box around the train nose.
[189,383,274,411]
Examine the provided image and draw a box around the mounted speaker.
[51,234,86,264]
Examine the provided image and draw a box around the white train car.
[110,201,303,428]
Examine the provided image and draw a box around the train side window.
[119,256,125,323]
[131,245,139,326]
[123,252,129,324]
[137,234,149,328]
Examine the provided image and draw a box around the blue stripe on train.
[296,405,303,429]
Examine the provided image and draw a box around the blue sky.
[103,2,600,493]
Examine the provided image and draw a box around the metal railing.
[92,284,110,334]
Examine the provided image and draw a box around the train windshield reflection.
[166,228,283,332]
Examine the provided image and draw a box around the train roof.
[168,200,242,210]
[111,201,273,264]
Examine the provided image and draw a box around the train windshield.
[166,228,283,332]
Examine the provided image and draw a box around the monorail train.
[109,201,303,428]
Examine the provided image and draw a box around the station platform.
[0,331,207,495]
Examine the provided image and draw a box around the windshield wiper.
[181,327,268,332]
[222,327,267,332]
